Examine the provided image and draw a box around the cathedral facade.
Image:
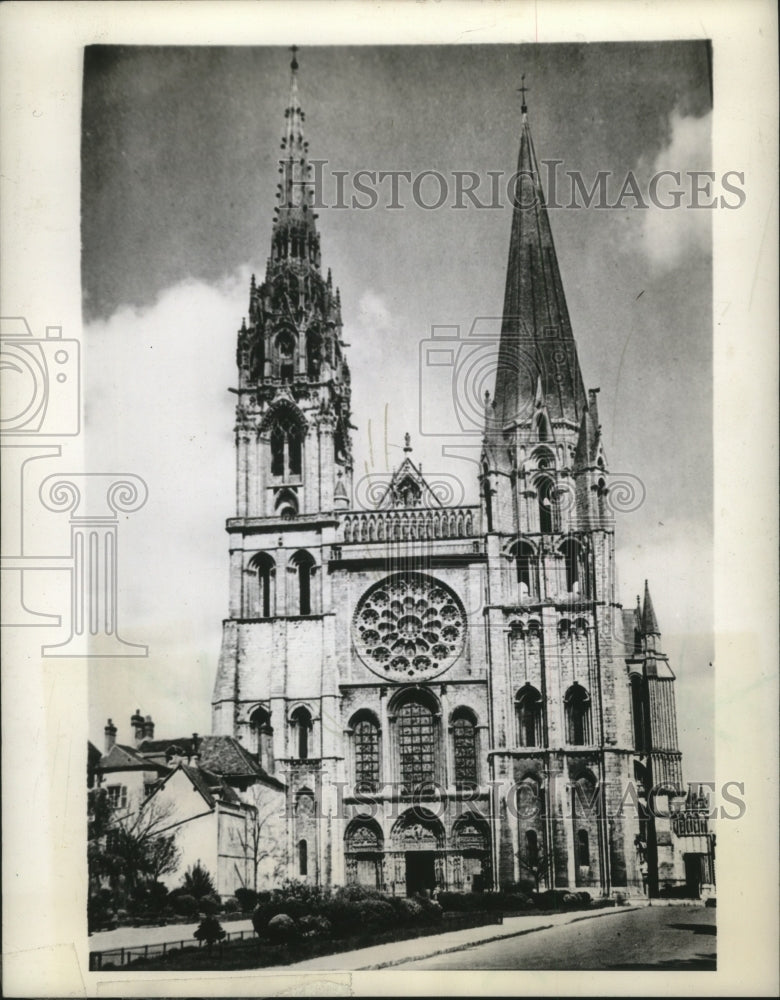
[211,53,712,899]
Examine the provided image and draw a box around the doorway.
[683,853,702,898]
[405,851,436,896]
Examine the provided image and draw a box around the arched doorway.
[344,818,384,890]
[451,814,492,892]
[390,808,445,897]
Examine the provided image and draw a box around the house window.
[291,707,312,760]
[106,784,127,811]
[516,685,543,747]
[352,715,380,793]
[397,700,436,793]
[143,782,158,798]
[451,710,478,787]
[298,839,308,876]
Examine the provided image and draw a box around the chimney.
[143,715,155,741]
[189,732,200,767]
[131,709,145,746]
[104,718,117,754]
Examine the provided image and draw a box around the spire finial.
[403,432,412,453]
[518,74,529,115]
[290,45,299,72]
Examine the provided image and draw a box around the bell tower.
[234,46,353,520]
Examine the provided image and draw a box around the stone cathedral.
[211,53,714,899]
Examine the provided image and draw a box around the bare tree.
[110,792,181,891]
[235,785,287,891]
[516,844,551,893]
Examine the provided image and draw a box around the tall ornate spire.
[271,45,319,266]
[641,579,661,637]
[492,87,587,431]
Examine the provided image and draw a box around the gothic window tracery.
[451,708,479,787]
[269,409,303,481]
[395,697,439,794]
[351,712,381,793]
[352,573,466,681]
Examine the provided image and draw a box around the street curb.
[356,905,636,971]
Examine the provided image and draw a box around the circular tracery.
[353,573,466,680]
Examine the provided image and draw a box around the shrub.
[172,893,198,917]
[199,893,222,915]
[534,889,569,910]
[415,896,443,922]
[223,897,240,914]
[194,915,226,949]
[299,914,332,937]
[355,899,396,932]
[397,898,425,924]
[267,913,298,941]
[234,887,258,913]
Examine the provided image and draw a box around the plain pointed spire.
[492,83,587,430]
[641,579,661,636]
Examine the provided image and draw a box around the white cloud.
[637,108,713,270]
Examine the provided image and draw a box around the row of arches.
[515,682,593,747]
[249,705,313,769]
[247,549,317,618]
[342,509,476,544]
[507,537,588,600]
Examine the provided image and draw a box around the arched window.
[560,538,580,593]
[481,463,493,532]
[396,698,437,794]
[250,706,274,772]
[577,829,590,868]
[250,552,275,618]
[274,488,298,520]
[516,685,543,747]
[630,673,647,753]
[298,838,308,876]
[268,409,304,481]
[291,707,313,759]
[537,477,558,533]
[351,712,380,794]
[276,332,296,382]
[290,550,315,615]
[306,331,321,378]
[565,684,592,746]
[451,709,478,787]
[510,541,535,599]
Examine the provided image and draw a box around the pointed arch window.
[451,708,479,787]
[564,684,593,746]
[269,409,304,481]
[510,541,536,600]
[561,538,581,594]
[250,706,274,772]
[516,684,543,747]
[630,673,647,753]
[276,331,296,382]
[537,477,558,533]
[396,698,438,794]
[351,712,381,794]
[291,707,313,760]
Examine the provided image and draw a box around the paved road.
[395,904,716,970]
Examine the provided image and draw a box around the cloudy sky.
[82,42,714,779]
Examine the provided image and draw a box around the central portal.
[405,851,436,896]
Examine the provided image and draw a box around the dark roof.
[98,743,165,772]
[175,764,244,809]
[136,734,285,789]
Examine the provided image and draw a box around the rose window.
[353,573,466,680]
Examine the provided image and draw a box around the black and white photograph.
[0,3,777,996]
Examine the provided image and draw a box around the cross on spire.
[518,74,529,113]
[290,44,299,71]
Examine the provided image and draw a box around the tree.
[181,861,217,900]
[194,915,226,952]
[235,785,287,891]
[89,789,181,896]
[516,843,552,892]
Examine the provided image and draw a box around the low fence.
[89,927,254,971]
